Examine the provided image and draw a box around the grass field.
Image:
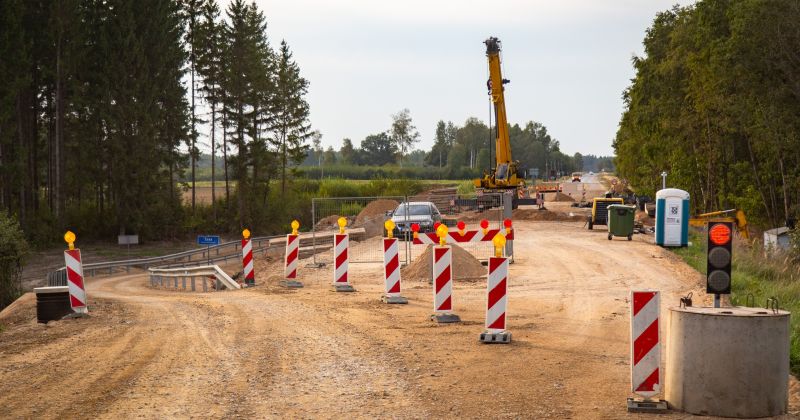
[671,231,800,375]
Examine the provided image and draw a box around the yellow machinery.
[474,37,525,192]
[689,209,750,239]
[589,197,624,230]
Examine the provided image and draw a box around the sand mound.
[355,199,398,224]
[554,192,575,202]
[315,214,356,230]
[513,208,585,222]
[0,292,35,323]
[403,244,486,282]
[354,199,399,237]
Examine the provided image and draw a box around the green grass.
[671,231,800,375]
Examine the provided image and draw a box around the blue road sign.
[197,235,220,246]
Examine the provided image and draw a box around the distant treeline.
[614,0,800,228]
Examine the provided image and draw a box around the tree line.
[303,113,608,180]
[614,0,800,228]
[0,0,311,243]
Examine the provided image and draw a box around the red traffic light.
[457,221,466,231]
[480,219,489,229]
[709,223,731,246]
[503,219,512,229]
[411,223,420,233]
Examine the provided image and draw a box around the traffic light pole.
[714,294,720,308]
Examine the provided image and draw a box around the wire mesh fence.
[311,196,411,266]
[310,192,512,270]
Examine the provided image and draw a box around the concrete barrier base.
[333,284,355,292]
[280,280,303,288]
[627,398,668,413]
[480,331,512,344]
[431,313,460,323]
[382,295,408,304]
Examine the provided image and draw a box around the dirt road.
[1,220,797,418]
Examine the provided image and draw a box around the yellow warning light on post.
[384,219,395,238]
[338,217,348,234]
[291,220,300,236]
[242,228,251,239]
[493,233,506,257]
[436,224,448,246]
[64,230,76,250]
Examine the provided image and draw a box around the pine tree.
[270,40,311,193]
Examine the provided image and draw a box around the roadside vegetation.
[0,212,29,309]
[615,1,800,228]
[671,230,800,375]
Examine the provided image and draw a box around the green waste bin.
[607,204,636,241]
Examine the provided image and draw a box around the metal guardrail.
[47,235,282,286]
[147,265,240,291]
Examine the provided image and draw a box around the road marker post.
[281,220,303,288]
[241,228,255,287]
[381,220,408,304]
[333,217,355,292]
[63,231,88,314]
[431,225,460,323]
[480,233,511,343]
[627,290,667,412]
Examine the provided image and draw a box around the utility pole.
[661,171,668,190]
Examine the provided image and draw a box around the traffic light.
[706,221,733,294]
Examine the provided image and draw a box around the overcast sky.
[244,0,694,157]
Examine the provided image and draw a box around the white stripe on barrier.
[383,238,401,296]
[432,246,452,312]
[333,233,349,284]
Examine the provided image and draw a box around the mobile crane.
[473,37,526,193]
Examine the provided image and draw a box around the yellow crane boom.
[474,37,525,191]
[689,209,750,239]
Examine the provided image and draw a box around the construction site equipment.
[588,197,623,230]
[571,172,582,183]
[655,188,689,247]
[688,209,749,240]
[474,36,525,193]
[666,306,790,417]
[607,204,636,241]
[35,286,72,323]
[534,182,561,193]
[627,291,668,413]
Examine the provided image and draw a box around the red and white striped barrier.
[242,238,254,286]
[485,256,509,332]
[381,238,407,303]
[282,233,302,288]
[332,233,354,291]
[630,291,661,397]
[64,248,88,313]
[413,228,514,245]
[431,245,459,322]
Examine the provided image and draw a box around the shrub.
[0,212,29,310]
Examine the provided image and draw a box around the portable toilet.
[655,188,689,247]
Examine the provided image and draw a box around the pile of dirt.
[553,192,575,202]
[315,214,356,231]
[0,292,35,324]
[513,208,585,222]
[636,210,655,227]
[402,244,486,282]
[354,199,399,237]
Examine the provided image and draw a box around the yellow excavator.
[473,37,526,192]
[689,209,750,239]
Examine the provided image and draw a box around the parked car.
[386,201,442,239]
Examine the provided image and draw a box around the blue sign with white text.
[197,235,220,246]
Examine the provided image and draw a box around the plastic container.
[607,204,636,240]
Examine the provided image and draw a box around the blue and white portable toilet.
[655,188,689,247]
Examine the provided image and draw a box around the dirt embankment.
[402,244,486,282]
[354,199,398,237]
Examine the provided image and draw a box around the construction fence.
[310,192,511,268]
